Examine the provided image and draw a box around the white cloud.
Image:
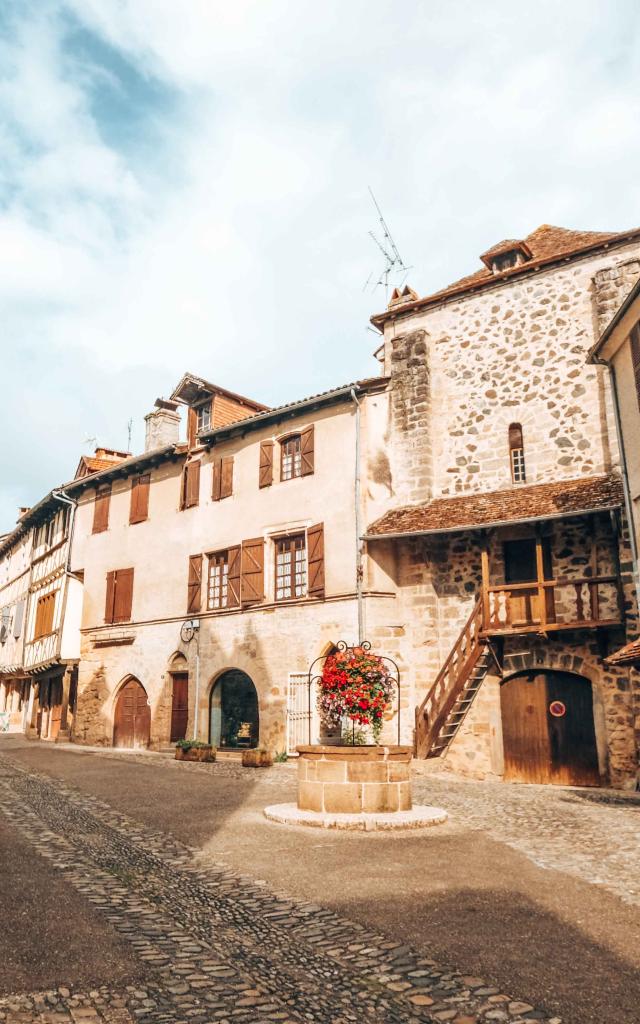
[2,0,640,530]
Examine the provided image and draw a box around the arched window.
[509,423,526,483]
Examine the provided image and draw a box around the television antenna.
[364,186,412,298]
[126,418,133,451]
[83,435,97,450]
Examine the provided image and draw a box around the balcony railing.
[482,574,623,634]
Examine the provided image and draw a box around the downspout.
[350,389,364,643]
[51,488,79,677]
[592,358,640,607]
[193,631,201,741]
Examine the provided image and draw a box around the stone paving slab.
[0,755,560,1024]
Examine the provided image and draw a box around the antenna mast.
[127,418,133,452]
[365,186,412,299]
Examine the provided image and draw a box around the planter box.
[175,745,216,763]
[242,749,273,768]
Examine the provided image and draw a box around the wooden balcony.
[481,575,624,636]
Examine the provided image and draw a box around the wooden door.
[504,539,554,626]
[114,679,151,749]
[501,672,599,786]
[49,677,63,741]
[170,673,189,743]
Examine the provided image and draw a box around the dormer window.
[480,239,533,276]
[196,401,211,434]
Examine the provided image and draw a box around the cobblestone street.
[1,740,639,1024]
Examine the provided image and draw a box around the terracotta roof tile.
[606,637,640,667]
[372,224,640,322]
[366,474,623,537]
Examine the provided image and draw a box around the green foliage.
[175,739,211,751]
[274,750,289,762]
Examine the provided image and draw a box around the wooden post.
[481,534,491,629]
[589,516,599,623]
[535,534,547,631]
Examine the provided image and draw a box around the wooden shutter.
[105,571,116,624]
[34,596,43,638]
[93,484,111,533]
[13,599,25,639]
[113,568,134,623]
[41,593,56,636]
[307,523,325,598]
[211,459,222,501]
[259,441,274,488]
[221,456,234,499]
[130,474,150,524]
[187,555,202,613]
[300,425,315,476]
[183,460,201,508]
[632,323,640,411]
[187,407,197,449]
[227,545,241,607]
[241,538,264,604]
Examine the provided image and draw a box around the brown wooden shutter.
[113,568,134,623]
[92,485,111,534]
[307,523,325,598]
[34,596,43,638]
[187,555,202,613]
[183,460,201,508]
[632,323,640,411]
[227,545,241,607]
[105,571,116,624]
[300,425,315,476]
[259,441,274,487]
[241,538,264,604]
[221,456,234,498]
[130,474,150,524]
[41,593,56,636]
[211,459,222,501]
[187,407,197,449]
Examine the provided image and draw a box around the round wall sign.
[549,700,566,718]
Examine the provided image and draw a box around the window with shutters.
[279,425,314,482]
[631,322,640,411]
[275,534,307,601]
[207,551,229,609]
[508,423,526,484]
[181,460,201,509]
[130,473,150,524]
[187,555,202,614]
[196,401,212,434]
[105,568,134,624]
[34,592,57,639]
[212,456,234,501]
[93,484,111,533]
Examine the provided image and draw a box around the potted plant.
[318,646,394,745]
[241,747,273,768]
[175,739,216,762]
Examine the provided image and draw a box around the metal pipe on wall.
[350,388,364,643]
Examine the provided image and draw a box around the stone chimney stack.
[144,398,181,451]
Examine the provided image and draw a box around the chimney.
[145,398,181,452]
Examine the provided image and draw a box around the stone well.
[264,745,448,832]
[297,744,412,814]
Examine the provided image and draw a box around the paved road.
[0,737,639,1024]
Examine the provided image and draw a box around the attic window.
[480,239,533,276]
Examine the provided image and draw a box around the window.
[34,592,56,639]
[104,569,134,624]
[281,435,302,481]
[181,460,201,509]
[212,456,234,501]
[275,534,307,601]
[509,423,526,483]
[196,401,212,434]
[130,474,150,524]
[631,322,640,411]
[207,552,229,609]
[93,484,111,534]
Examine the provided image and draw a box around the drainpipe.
[350,388,364,643]
[51,488,79,662]
[193,628,201,741]
[591,358,640,607]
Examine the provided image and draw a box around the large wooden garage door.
[501,672,599,786]
[113,678,151,749]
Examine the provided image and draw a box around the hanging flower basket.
[317,646,395,745]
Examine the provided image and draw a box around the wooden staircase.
[415,597,497,759]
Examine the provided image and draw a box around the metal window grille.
[287,672,317,754]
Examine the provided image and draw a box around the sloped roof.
[606,637,640,667]
[170,372,269,411]
[372,224,640,325]
[365,474,623,538]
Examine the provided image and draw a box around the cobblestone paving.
[412,770,640,908]
[0,755,559,1024]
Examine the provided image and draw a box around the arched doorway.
[500,671,599,786]
[209,670,259,749]
[167,653,189,743]
[113,677,151,749]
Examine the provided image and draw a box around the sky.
[2,0,640,533]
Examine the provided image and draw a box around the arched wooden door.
[501,672,599,786]
[113,678,151,749]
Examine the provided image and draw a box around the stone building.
[365,224,640,788]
